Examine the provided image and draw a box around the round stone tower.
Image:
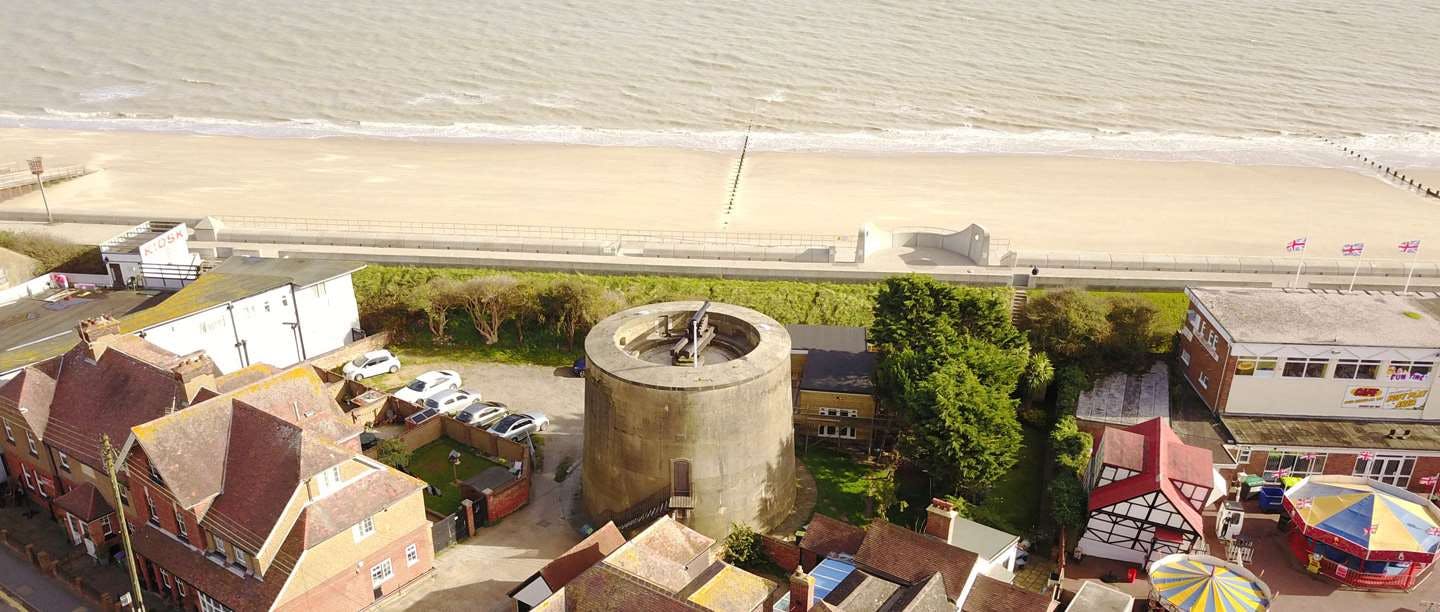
[581,301,795,538]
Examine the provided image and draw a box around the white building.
[98,221,201,290]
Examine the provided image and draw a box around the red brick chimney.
[171,353,216,405]
[788,568,815,612]
[75,316,122,362]
[923,498,958,543]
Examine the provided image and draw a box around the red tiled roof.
[541,522,626,590]
[853,521,978,601]
[53,482,113,522]
[1095,428,1144,473]
[0,367,57,437]
[801,513,867,559]
[299,468,422,547]
[554,563,706,612]
[42,337,201,469]
[1087,418,1208,534]
[961,574,1053,612]
[131,523,288,612]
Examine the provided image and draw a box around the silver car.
[455,401,509,428]
[423,389,479,416]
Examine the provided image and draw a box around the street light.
[27,156,53,224]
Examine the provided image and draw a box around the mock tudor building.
[1179,288,1440,495]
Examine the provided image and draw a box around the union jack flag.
[1342,242,1366,256]
[1295,498,1313,509]
[1422,475,1439,487]
[1302,452,1318,461]
[1359,451,1375,461]
[1275,468,1291,478]
[1428,527,1440,537]
[1286,237,1308,252]
[1399,240,1421,254]
[1364,523,1380,536]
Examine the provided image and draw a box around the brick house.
[1178,287,1440,495]
[0,316,225,562]
[786,325,887,450]
[120,365,431,612]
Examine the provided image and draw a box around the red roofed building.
[1076,417,1221,565]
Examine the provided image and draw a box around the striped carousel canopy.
[1282,475,1440,562]
[1148,554,1271,612]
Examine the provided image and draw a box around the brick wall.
[759,535,800,572]
[484,476,531,524]
[274,522,433,612]
[1241,449,1440,498]
[1175,305,1231,413]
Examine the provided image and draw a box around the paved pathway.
[0,546,88,612]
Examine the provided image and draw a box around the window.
[3,419,13,442]
[818,408,858,418]
[818,425,856,439]
[174,504,189,538]
[211,533,228,559]
[406,543,419,567]
[232,549,249,573]
[1354,454,1416,487]
[370,559,394,588]
[1282,358,1328,378]
[119,484,130,508]
[1179,350,1191,366]
[1264,451,1327,477]
[317,466,342,495]
[1198,373,1210,389]
[1388,361,1434,383]
[57,451,70,471]
[1235,447,1251,463]
[149,463,165,485]
[177,582,187,598]
[100,516,114,536]
[1234,357,1278,378]
[1334,359,1381,380]
[198,593,233,612]
[146,491,160,525]
[20,465,34,490]
[353,516,375,542]
[26,431,37,456]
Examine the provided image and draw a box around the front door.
[65,515,83,545]
[108,263,125,289]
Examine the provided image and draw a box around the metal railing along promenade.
[220,215,856,250]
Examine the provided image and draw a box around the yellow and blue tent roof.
[1148,554,1270,612]
[1284,475,1440,557]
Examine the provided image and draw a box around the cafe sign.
[1344,387,1429,410]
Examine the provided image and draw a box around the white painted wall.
[141,305,245,372]
[1226,342,1439,420]
[230,285,306,370]
[293,275,360,359]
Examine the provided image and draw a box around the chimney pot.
[924,498,960,544]
[788,568,815,612]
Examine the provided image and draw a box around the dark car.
[360,432,380,451]
[572,356,587,377]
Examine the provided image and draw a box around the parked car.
[487,412,551,440]
[422,389,480,416]
[343,350,401,381]
[393,370,461,404]
[405,407,440,428]
[455,401,509,428]
[359,432,380,451]
[571,356,587,377]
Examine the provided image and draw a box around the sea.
[2,0,1439,166]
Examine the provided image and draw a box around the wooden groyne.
[0,164,90,203]
[1319,137,1439,199]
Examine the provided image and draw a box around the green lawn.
[800,447,881,526]
[408,438,506,516]
[968,426,1046,536]
[1029,289,1189,336]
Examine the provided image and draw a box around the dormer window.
[317,466,343,496]
[233,548,250,574]
[26,431,38,456]
[3,419,13,442]
[149,463,165,485]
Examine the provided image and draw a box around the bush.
[720,523,765,569]
[1018,406,1050,429]
[1051,416,1093,476]
[1020,289,1109,364]
[376,438,412,471]
[1048,471,1087,532]
[0,231,105,275]
[1054,365,1091,414]
[554,456,575,482]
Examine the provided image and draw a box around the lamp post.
[27,157,53,224]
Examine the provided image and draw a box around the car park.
[343,349,401,381]
[393,370,462,404]
[455,401,509,428]
[423,389,480,416]
[487,411,551,440]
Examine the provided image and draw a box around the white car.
[423,389,480,416]
[393,370,461,404]
[455,400,509,428]
[487,411,550,440]
[343,350,401,381]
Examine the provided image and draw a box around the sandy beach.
[2,128,1438,258]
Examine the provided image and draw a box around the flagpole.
[1403,246,1419,295]
[1348,251,1363,293]
[1291,236,1308,289]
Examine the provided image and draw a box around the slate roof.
[961,574,1053,612]
[539,522,625,591]
[1188,287,1440,347]
[53,482,114,522]
[801,513,868,558]
[854,521,979,601]
[827,571,901,609]
[787,325,868,353]
[885,573,952,612]
[1087,418,1209,535]
[800,349,878,394]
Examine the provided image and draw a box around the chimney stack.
[76,316,122,362]
[172,353,216,404]
[788,568,815,612]
[924,498,959,544]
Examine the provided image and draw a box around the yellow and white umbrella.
[1148,554,1271,612]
